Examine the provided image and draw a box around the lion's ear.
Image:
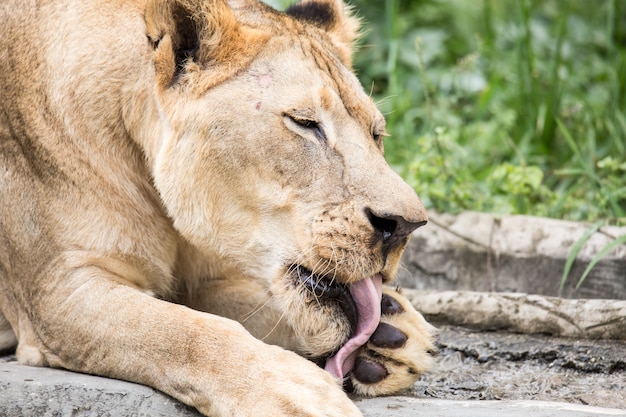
[145,0,267,89]
[285,0,360,67]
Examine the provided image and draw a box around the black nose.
[366,209,427,254]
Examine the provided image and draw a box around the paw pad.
[381,293,404,315]
[353,357,388,384]
[370,322,407,349]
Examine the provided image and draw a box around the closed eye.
[285,113,326,142]
[372,130,389,147]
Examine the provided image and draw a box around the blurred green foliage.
[351,0,626,224]
[267,0,626,224]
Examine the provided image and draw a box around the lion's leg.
[347,286,436,396]
[11,252,359,417]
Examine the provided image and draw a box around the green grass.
[266,0,626,225]
[351,0,626,224]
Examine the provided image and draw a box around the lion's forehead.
[300,37,380,129]
[236,7,382,131]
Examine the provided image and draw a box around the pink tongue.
[324,274,382,379]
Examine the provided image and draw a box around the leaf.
[576,233,626,289]
[554,168,585,176]
[556,117,584,167]
[559,220,604,296]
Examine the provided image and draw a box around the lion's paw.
[346,286,436,396]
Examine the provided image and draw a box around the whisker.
[240,294,274,323]
[328,242,339,286]
[309,256,328,307]
[260,308,287,342]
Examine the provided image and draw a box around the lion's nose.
[366,209,427,253]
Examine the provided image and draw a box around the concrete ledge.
[1,360,625,417]
[355,397,626,417]
[398,211,626,299]
[404,290,626,339]
[0,361,201,417]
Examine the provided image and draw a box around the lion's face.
[149,1,427,359]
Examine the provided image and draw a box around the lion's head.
[143,0,427,377]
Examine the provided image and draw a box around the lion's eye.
[286,114,326,142]
[373,131,387,145]
[294,117,318,130]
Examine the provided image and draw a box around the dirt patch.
[410,326,626,409]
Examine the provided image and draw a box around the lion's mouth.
[295,265,349,298]
[292,265,383,380]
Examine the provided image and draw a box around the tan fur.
[0,0,433,415]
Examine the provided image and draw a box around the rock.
[1,358,624,417]
[354,397,626,417]
[0,361,202,417]
[398,211,626,300]
[403,290,626,339]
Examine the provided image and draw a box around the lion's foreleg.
[15,258,245,408]
[13,254,359,417]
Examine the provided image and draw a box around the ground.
[1,325,624,416]
[412,326,626,409]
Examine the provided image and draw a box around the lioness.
[0,0,434,415]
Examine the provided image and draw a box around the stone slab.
[1,360,624,417]
[0,361,201,417]
[354,397,626,417]
[398,211,626,300]
[405,290,626,339]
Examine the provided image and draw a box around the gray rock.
[0,361,201,417]
[1,358,625,417]
[355,397,626,417]
[398,211,626,299]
